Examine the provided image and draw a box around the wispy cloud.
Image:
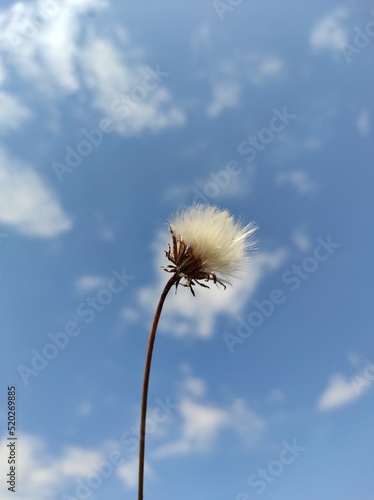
[245,54,284,85]
[356,109,370,137]
[206,81,241,118]
[0,148,72,238]
[266,388,285,405]
[310,8,348,53]
[152,388,265,459]
[191,23,211,54]
[317,360,374,411]
[181,374,207,398]
[197,51,284,121]
[0,58,5,84]
[75,275,108,294]
[153,398,229,457]
[75,401,93,417]
[115,370,266,489]
[78,36,185,136]
[209,52,283,104]
[0,91,32,133]
[304,137,325,151]
[93,212,116,242]
[317,374,361,411]
[292,227,311,251]
[276,170,317,195]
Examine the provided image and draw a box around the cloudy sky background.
[0,0,373,498]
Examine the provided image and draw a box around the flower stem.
[138,274,178,500]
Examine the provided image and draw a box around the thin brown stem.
[138,274,178,500]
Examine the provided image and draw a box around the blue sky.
[0,0,373,499]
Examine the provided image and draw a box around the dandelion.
[138,204,257,499]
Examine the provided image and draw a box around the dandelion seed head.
[164,204,257,293]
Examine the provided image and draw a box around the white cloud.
[310,8,348,52]
[93,212,116,241]
[0,0,184,135]
[356,109,370,137]
[121,306,141,322]
[79,36,184,136]
[182,376,207,398]
[228,398,266,446]
[317,362,374,411]
[191,23,211,53]
[0,148,72,238]
[0,433,104,499]
[266,388,285,404]
[210,53,284,88]
[0,59,5,85]
[304,137,324,151]
[292,227,311,251]
[76,401,93,417]
[0,91,32,133]
[206,81,241,118]
[58,446,102,476]
[199,52,283,121]
[99,227,115,241]
[347,351,360,368]
[128,229,286,338]
[179,399,229,448]
[0,0,99,94]
[75,275,108,294]
[276,170,317,195]
[117,370,266,489]
[246,55,284,85]
[153,396,265,459]
[317,374,361,411]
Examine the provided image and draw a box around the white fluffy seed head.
[169,204,257,282]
